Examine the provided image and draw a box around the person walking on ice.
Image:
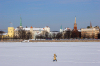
[53,54,57,62]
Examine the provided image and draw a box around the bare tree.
[0,31,5,40]
[45,32,49,39]
[26,32,32,39]
[71,30,79,39]
[64,30,71,39]
[17,29,32,40]
[13,35,18,39]
[18,29,26,40]
[82,32,86,39]
[35,35,39,39]
[56,33,62,40]
[52,33,56,39]
[91,33,95,39]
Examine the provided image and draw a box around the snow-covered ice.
[0,42,100,66]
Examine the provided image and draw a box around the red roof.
[30,26,33,28]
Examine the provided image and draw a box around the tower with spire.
[74,16,77,30]
[90,21,92,28]
[20,17,22,27]
[60,25,63,32]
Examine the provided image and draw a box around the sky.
[0,0,100,32]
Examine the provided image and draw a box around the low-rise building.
[81,27,99,39]
[14,26,50,39]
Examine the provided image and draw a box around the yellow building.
[0,33,8,39]
[0,27,14,39]
[8,27,14,38]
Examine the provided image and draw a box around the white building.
[64,28,72,31]
[60,25,63,32]
[14,26,50,39]
[44,26,50,33]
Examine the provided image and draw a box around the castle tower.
[74,16,77,30]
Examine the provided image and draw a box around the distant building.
[8,27,14,38]
[71,16,79,38]
[81,22,99,39]
[64,28,72,31]
[94,26,99,29]
[50,31,59,36]
[14,26,50,39]
[44,26,50,33]
[81,22,99,38]
[0,33,8,39]
[60,25,63,32]
[74,16,77,31]
[14,17,50,39]
[0,27,14,39]
[81,28,99,39]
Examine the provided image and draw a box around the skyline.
[0,0,100,32]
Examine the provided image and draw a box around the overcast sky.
[0,0,100,32]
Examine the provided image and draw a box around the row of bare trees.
[1,29,100,40]
[35,32,62,40]
[14,29,32,40]
[35,30,81,40]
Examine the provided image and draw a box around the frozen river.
[0,42,100,66]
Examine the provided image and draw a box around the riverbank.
[30,39,100,42]
[0,39,100,42]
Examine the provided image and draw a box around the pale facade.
[14,26,50,39]
[81,28,99,39]
[14,26,23,37]
[60,29,63,32]
[44,26,50,33]
[8,27,14,38]
[60,25,63,32]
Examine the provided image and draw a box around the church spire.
[60,25,62,29]
[74,16,77,30]
[20,16,22,26]
[90,21,92,28]
[60,25,63,32]
[75,16,76,23]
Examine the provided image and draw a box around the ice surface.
[0,42,100,66]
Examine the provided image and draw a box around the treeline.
[36,30,100,40]
[14,29,32,40]
[35,30,81,40]
[1,29,100,40]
